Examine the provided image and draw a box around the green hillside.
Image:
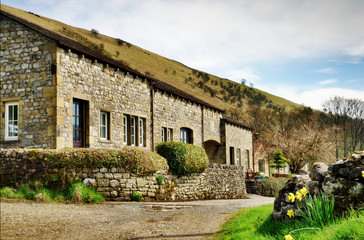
[1,4,299,114]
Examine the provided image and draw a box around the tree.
[323,96,364,158]
[241,78,246,85]
[271,149,289,173]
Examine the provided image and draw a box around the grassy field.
[2,4,299,113]
[215,204,364,240]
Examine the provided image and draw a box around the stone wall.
[0,17,57,149]
[271,151,364,220]
[0,149,247,201]
[224,123,253,167]
[57,49,152,149]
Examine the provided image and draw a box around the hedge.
[156,142,209,176]
[29,147,168,175]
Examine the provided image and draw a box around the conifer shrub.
[156,142,209,176]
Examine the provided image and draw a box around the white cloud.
[225,67,260,84]
[258,84,364,110]
[316,67,335,74]
[318,79,337,85]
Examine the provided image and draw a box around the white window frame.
[5,102,19,141]
[100,111,108,140]
[139,118,144,147]
[167,128,172,142]
[161,127,166,142]
[131,116,137,146]
[123,115,128,145]
[236,148,241,166]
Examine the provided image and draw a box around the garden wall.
[0,149,246,201]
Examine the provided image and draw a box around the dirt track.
[0,194,274,240]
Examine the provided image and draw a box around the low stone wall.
[0,149,246,201]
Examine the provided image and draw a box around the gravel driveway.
[0,194,274,240]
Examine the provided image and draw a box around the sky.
[2,0,364,109]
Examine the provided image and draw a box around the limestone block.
[104,173,113,179]
[309,162,328,182]
[110,180,119,188]
[97,179,109,187]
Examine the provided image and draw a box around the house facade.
[0,9,254,167]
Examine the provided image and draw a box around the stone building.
[0,8,254,167]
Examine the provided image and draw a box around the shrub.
[156,174,165,185]
[260,177,287,197]
[156,142,209,176]
[68,182,104,203]
[29,147,168,176]
[131,191,143,202]
[0,187,17,198]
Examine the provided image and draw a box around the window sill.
[0,140,20,144]
[99,139,112,143]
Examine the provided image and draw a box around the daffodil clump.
[285,187,309,219]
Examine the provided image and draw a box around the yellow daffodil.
[284,233,294,240]
[362,170,364,178]
[300,187,308,196]
[288,193,295,203]
[287,209,294,218]
[295,191,303,201]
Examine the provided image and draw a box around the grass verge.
[0,182,104,204]
[215,204,364,240]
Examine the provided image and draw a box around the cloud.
[225,67,260,84]
[258,84,364,110]
[318,79,337,85]
[316,67,335,74]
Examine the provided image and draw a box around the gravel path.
[0,194,274,240]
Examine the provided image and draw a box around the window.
[167,128,172,142]
[123,114,145,147]
[245,149,250,169]
[100,111,110,140]
[236,148,241,166]
[5,102,19,141]
[161,127,173,142]
[131,116,137,146]
[161,128,166,142]
[123,115,128,145]
[180,127,192,144]
[259,160,264,173]
[230,147,235,165]
[139,118,144,147]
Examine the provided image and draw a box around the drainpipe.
[150,80,155,152]
[201,105,204,148]
[252,133,255,172]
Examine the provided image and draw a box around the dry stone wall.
[0,148,247,201]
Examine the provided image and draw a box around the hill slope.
[1,4,299,114]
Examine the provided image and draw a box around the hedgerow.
[28,147,168,175]
[156,142,209,176]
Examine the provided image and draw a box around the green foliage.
[131,191,143,202]
[216,203,364,240]
[156,174,165,185]
[29,147,168,176]
[68,182,105,203]
[0,181,104,204]
[298,192,335,227]
[270,149,289,171]
[259,178,287,197]
[156,142,209,176]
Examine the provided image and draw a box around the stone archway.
[204,140,225,164]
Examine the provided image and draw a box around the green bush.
[156,142,209,176]
[260,177,287,197]
[131,191,143,202]
[29,147,168,176]
[156,174,165,185]
[68,182,105,203]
